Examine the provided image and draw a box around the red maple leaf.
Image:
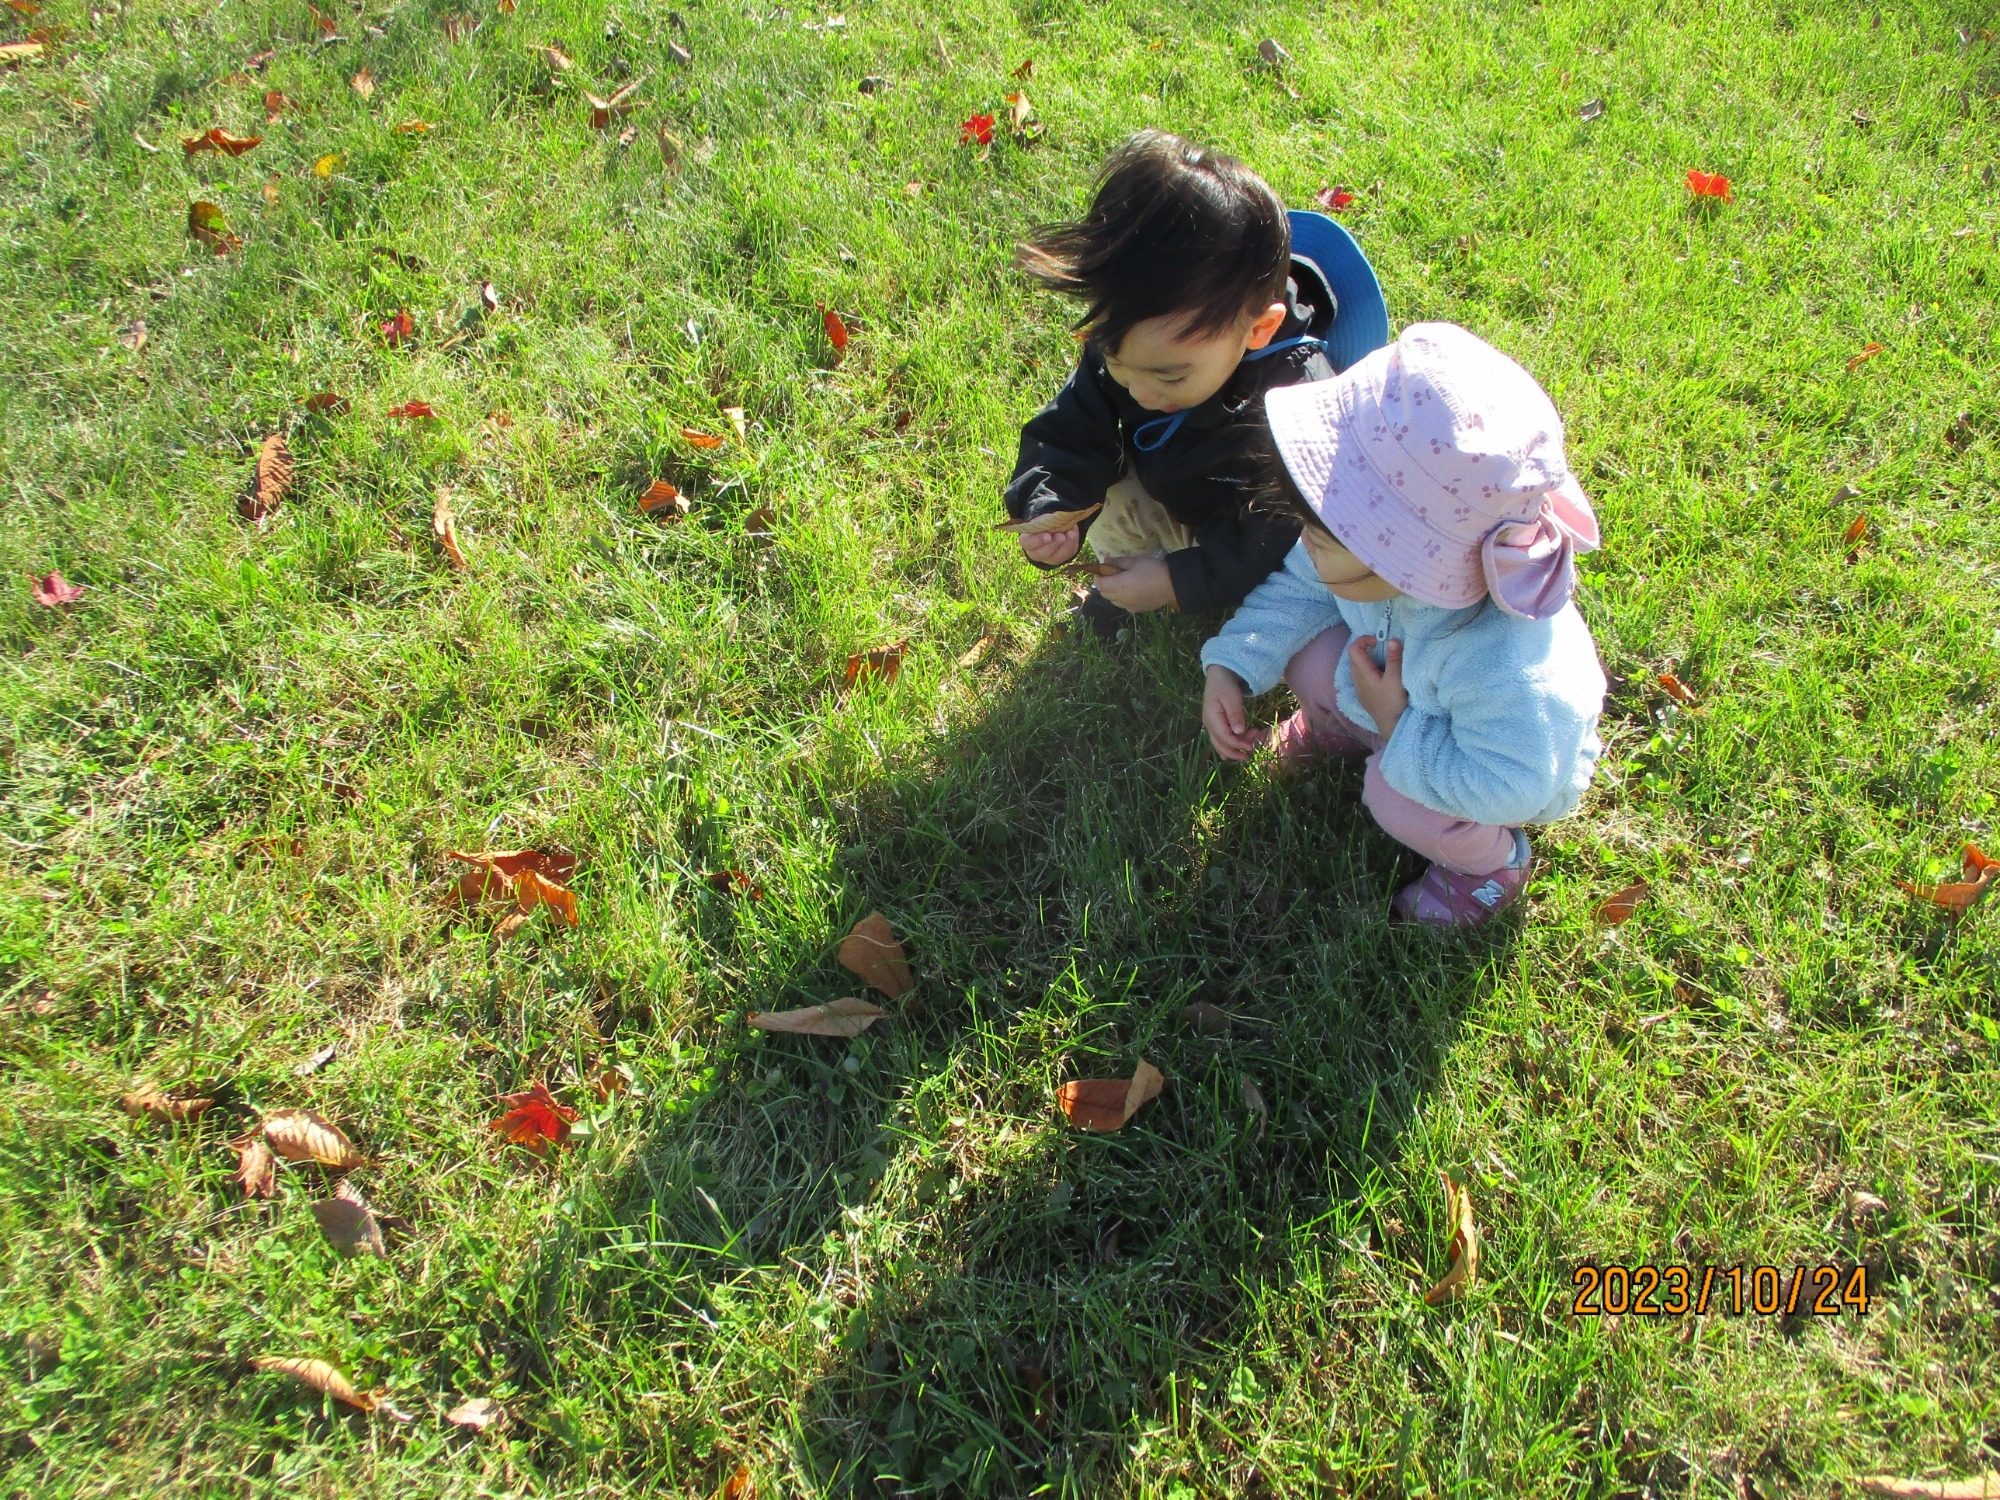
[386,400,436,420]
[1685,169,1734,203]
[819,302,849,361]
[959,113,995,146]
[1316,187,1356,213]
[488,1081,578,1154]
[30,571,86,607]
[382,308,417,345]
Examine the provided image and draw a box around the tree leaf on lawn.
[955,633,994,669]
[586,77,643,129]
[994,502,1102,535]
[386,399,435,419]
[239,433,293,522]
[120,1088,215,1124]
[446,848,579,905]
[707,869,762,898]
[225,1129,279,1198]
[1898,842,1998,920]
[187,200,242,254]
[183,127,262,156]
[640,479,689,519]
[1057,1059,1164,1132]
[592,1064,631,1100]
[311,1192,385,1256]
[30,571,85,607]
[394,118,434,135]
[1843,513,1870,550]
[350,67,374,99]
[262,1108,366,1169]
[1845,1188,1887,1219]
[432,492,468,569]
[382,308,416,345]
[0,38,44,62]
[1856,1479,2000,1499]
[1845,341,1885,373]
[446,1396,505,1431]
[681,426,725,448]
[837,911,914,997]
[512,867,579,926]
[667,38,691,64]
[1012,57,1033,80]
[489,1081,577,1154]
[251,1356,374,1411]
[716,1466,753,1500]
[819,303,849,361]
[723,406,748,444]
[534,42,572,69]
[1422,1170,1480,1304]
[313,152,340,177]
[748,997,885,1037]
[1593,880,1647,925]
[264,89,292,118]
[478,279,498,312]
[304,391,350,414]
[295,1042,339,1077]
[1657,672,1698,706]
[843,639,908,691]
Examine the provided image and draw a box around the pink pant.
[1285,625,1519,877]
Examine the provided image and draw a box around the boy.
[1004,130,1383,636]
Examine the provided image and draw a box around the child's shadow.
[527,617,1516,1494]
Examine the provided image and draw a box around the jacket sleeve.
[1164,501,1303,615]
[1197,546,1341,696]
[1374,623,1573,827]
[1003,354,1125,564]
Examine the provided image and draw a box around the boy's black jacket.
[1003,268,1336,616]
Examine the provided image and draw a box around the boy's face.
[1300,521,1403,602]
[1101,301,1289,414]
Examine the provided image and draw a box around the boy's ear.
[1243,301,1290,350]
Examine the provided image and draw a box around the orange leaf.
[432,492,468,569]
[1845,341,1885,373]
[447,848,579,885]
[264,89,292,118]
[819,303,849,360]
[535,43,572,70]
[1422,1171,1480,1304]
[586,77,643,129]
[6,1,40,15]
[225,1129,278,1198]
[303,391,350,414]
[592,1065,630,1101]
[1963,843,2000,878]
[1897,877,1992,920]
[955,633,994,669]
[489,1081,577,1153]
[716,1467,753,1500]
[837,911,914,998]
[1658,672,1698,706]
[120,1088,216,1124]
[1012,57,1033,80]
[262,1108,366,1168]
[1593,879,1647,926]
[251,1356,376,1412]
[187,199,242,254]
[350,67,374,99]
[843,638,908,691]
[748,997,886,1037]
[1843,513,1870,548]
[681,427,725,448]
[310,5,339,36]
[1057,1059,1164,1133]
[239,433,293,522]
[393,118,434,135]
[639,479,689,518]
[995,501,1103,535]
[382,308,416,346]
[194,127,262,156]
[512,867,579,927]
[386,399,435,419]
[707,869,762,898]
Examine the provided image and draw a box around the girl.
[1199,322,1608,928]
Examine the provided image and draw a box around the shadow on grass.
[522,618,1517,1495]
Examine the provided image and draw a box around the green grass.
[3,0,1999,1493]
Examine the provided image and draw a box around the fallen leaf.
[441,11,475,41]
[476,281,499,315]
[311,1192,385,1256]
[1422,1170,1480,1304]
[1685,168,1734,203]
[489,1081,577,1154]
[723,406,748,444]
[303,391,350,414]
[640,479,689,518]
[431,492,468,569]
[264,89,292,118]
[1057,1059,1164,1133]
[250,1356,380,1413]
[1843,513,1870,549]
[386,400,436,419]
[187,200,242,255]
[1593,880,1647,925]
[819,303,849,361]
[843,638,908,691]
[6,1,39,15]
[837,911,915,998]
[1004,89,1033,130]
[682,427,726,449]
[748,997,885,1037]
[310,5,338,37]
[512,867,579,926]
[707,869,762,898]
[956,633,994,669]
[295,1042,339,1077]
[182,127,262,156]
[225,1129,279,1197]
[132,128,159,152]
[262,1108,366,1169]
[1257,37,1291,64]
[393,117,434,135]
[659,125,684,166]
[350,67,374,99]
[120,1088,216,1124]
[586,77,644,129]
[994,501,1103,535]
[244,47,276,69]
[262,176,281,202]
[1316,187,1356,212]
[1845,341,1885,372]
[958,112,994,146]
[1658,672,1699,706]
[312,153,340,177]
[592,1065,630,1101]
[745,503,778,535]
[1012,57,1033,79]
[1855,1480,2000,1499]
[446,848,579,905]
[667,38,691,64]
[1578,97,1604,122]
[239,432,293,522]
[1896,874,1993,920]
[30,571,85,607]
[535,42,572,70]
[1240,1073,1269,1139]
[381,309,416,346]
[447,1396,505,1431]
[1846,1188,1888,1219]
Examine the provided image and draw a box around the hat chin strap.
[1479,483,1600,620]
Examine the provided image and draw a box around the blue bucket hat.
[1286,209,1391,374]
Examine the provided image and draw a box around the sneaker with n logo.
[1391,849,1533,929]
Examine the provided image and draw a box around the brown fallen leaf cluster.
[747,912,914,1037]
[447,848,581,939]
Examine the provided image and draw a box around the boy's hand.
[1095,556,1177,613]
[1019,526,1081,567]
[1348,635,1407,737]
[1203,665,1262,761]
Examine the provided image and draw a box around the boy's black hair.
[1016,129,1292,354]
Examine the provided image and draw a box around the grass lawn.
[3,0,1999,1493]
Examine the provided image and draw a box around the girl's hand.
[1095,556,1177,613]
[1203,665,1262,761]
[1348,636,1408,737]
[1019,526,1081,566]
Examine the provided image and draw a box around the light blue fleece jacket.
[1200,541,1608,827]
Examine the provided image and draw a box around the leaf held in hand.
[262,1108,366,1168]
[386,399,435,419]
[489,1081,577,1154]
[748,997,885,1037]
[1845,342,1885,373]
[30,571,85,607]
[1057,1059,1164,1133]
[225,1129,279,1197]
[431,492,468,569]
[239,433,294,521]
[994,501,1102,535]
[311,1192,385,1256]
[187,200,242,254]
[837,911,914,998]
[1658,672,1698,706]
[1593,880,1647,926]
[120,1088,216,1123]
[1422,1170,1480,1304]
[843,639,908,691]
[640,479,688,518]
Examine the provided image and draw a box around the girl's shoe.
[1391,845,1533,929]
[1267,708,1369,771]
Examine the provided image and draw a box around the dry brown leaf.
[640,479,689,519]
[513,867,579,927]
[1855,1480,2000,1499]
[432,492,468,570]
[716,1467,752,1500]
[592,1064,631,1101]
[225,1129,279,1197]
[586,77,643,129]
[1593,880,1647,926]
[447,1396,505,1431]
[120,1088,215,1124]
[239,433,293,522]
[1846,1188,1888,1219]
[1845,341,1886,373]
[843,639,908,691]
[478,279,498,312]
[837,912,914,998]
[304,391,350,414]
[311,1193,385,1256]
[748,997,885,1037]
[394,117,434,135]
[183,127,262,157]
[116,317,147,351]
[681,426,725,448]
[446,849,578,900]
[955,634,994,669]
[262,1108,365,1169]
[251,1356,375,1411]
[187,200,242,254]
[745,503,778,536]
[0,39,44,63]
[1897,876,1992,919]
[995,502,1102,535]
[264,89,293,118]
[350,67,374,99]
[1058,1059,1164,1133]
[262,176,281,202]
[1658,672,1699,706]
[535,42,572,70]
[723,406,748,444]
[1422,1171,1480,1304]
[659,125,684,167]
[1843,513,1870,550]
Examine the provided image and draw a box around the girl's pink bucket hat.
[1264,322,1600,619]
